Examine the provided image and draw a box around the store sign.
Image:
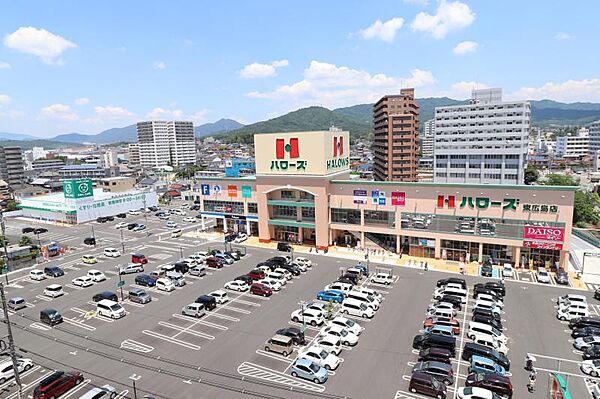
[418,239,436,248]
[522,203,559,214]
[523,241,563,250]
[371,190,386,205]
[200,184,210,195]
[63,179,93,199]
[437,195,519,211]
[271,137,307,172]
[242,186,252,198]
[523,226,565,242]
[391,191,406,206]
[353,189,367,204]
[213,185,222,195]
[227,185,237,197]
[76,192,158,223]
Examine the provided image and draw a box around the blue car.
[352,265,369,276]
[316,290,345,303]
[468,355,506,376]
[290,358,328,384]
[135,274,156,287]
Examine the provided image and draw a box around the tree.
[573,191,600,227]
[0,236,8,247]
[524,165,540,185]
[19,235,34,247]
[4,200,18,211]
[544,174,578,186]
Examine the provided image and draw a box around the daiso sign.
[523,226,565,242]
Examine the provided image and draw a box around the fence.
[573,228,600,248]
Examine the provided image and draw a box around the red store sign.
[523,241,563,251]
[391,191,405,206]
[522,226,564,242]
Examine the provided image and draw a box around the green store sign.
[63,179,93,199]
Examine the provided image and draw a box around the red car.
[33,371,83,399]
[250,283,272,297]
[131,253,148,264]
[423,317,461,335]
[206,257,224,269]
[246,269,266,281]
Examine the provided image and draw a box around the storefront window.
[204,200,244,214]
[302,207,315,221]
[299,192,314,201]
[408,236,436,258]
[247,203,258,214]
[331,208,361,224]
[482,243,511,264]
[521,247,560,270]
[441,240,479,262]
[364,210,395,228]
[272,205,297,219]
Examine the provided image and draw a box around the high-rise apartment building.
[137,121,196,168]
[421,119,435,158]
[128,143,140,166]
[373,88,419,182]
[434,88,530,185]
[0,146,25,187]
[589,120,600,157]
[556,129,590,158]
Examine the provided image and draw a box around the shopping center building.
[183,129,576,269]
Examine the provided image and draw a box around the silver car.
[575,335,600,350]
[182,303,205,318]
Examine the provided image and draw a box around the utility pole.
[91,224,96,248]
[0,212,9,285]
[120,229,125,253]
[0,283,23,399]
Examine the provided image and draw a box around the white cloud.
[75,97,90,105]
[453,40,478,55]
[0,61,10,69]
[359,17,405,43]
[0,94,10,106]
[3,27,76,63]
[239,59,290,78]
[0,110,25,119]
[554,32,571,41]
[189,109,210,124]
[403,0,429,6]
[146,107,184,120]
[153,61,166,70]
[411,0,475,39]
[41,103,78,121]
[448,81,489,98]
[246,60,435,109]
[94,105,135,119]
[510,78,600,102]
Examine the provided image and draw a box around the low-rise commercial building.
[97,176,135,192]
[183,130,575,269]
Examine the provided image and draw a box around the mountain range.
[2,98,600,147]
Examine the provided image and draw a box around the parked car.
[72,276,94,288]
[92,291,118,302]
[29,269,46,281]
[291,308,325,327]
[290,358,328,384]
[501,264,514,278]
[43,284,64,298]
[316,289,345,303]
[208,290,229,304]
[297,345,340,370]
[581,359,600,377]
[462,343,510,371]
[247,269,266,281]
[474,282,505,297]
[458,386,503,399]
[409,371,447,398]
[330,316,363,336]
[44,266,64,277]
[135,274,156,287]
[40,308,63,326]
[214,253,234,265]
[418,347,453,365]
[206,257,224,268]
[166,221,178,229]
[583,345,600,360]
[437,277,467,289]
[81,254,98,264]
[103,248,121,258]
[572,326,600,339]
[225,280,249,292]
[258,278,282,291]
[315,335,342,355]
[465,373,513,398]
[277,242,293,252]
[480,264,493,277]
[264,334,294,356]
[468,355,506,376]
[87,269,106,282]
[182,303,206,318]
[276,327,306,345]
[536,267,551,283]
[319,324,358,346]
[0,357,33,385]
[413,361,454,385]
[32,371,84,399]
[189,266,207,277]
[8,297,27,311]
[250,283,272,297]
[195,295,217,311]
[118,263,144,275]
[77,384,117,399]
[555,269,570,285]
[575,336,600,350]
[129,288,151,304]
[131,253,149,264]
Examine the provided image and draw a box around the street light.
[298,300,307,332]
[91,224,96,248]
[120,229,125,252]
[0,212,10,285]
[129,374,141,399]
[179,246,184,259]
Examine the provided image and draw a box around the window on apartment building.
[301,207,315,221]
[468,173,481,179]
[485,154,503,159]
[449,173,465,178]
[484,163,502,169]
[504,174,518,180]
[505,154,520,159]
[331,208,361,224]
[435,163,447,168]
[435,172,447,177]
[484,173,501,179]
[450,163,466,168]
[450,155,466,159]
[469,164,481,168]
[505,164,519,169]
[247,203,258,214]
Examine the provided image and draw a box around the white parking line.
[142,330,201,350]
[63,317,96,331]
[171,314,228,330]
[0,365,41,390]
[60,379,91,399]
[5,371,54,399]
[159,321,215,340]
[237,362,325,393]
[120,339,155,353]
[206,312,239,322]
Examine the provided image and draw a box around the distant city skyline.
[0,0,599,136]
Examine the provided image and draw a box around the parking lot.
[0,205,597,398]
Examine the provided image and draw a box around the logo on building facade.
[276,138,299,159]
[333,136,344,157]
[437,195,520,211]
[63,179,93,199]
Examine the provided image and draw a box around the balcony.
[267,199,315,208]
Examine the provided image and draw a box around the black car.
[225,233,238,243]
[418,347,453,364]
[572,326,600,339]
[462,342,510,371]
[412,334,456,357]
[235,275,253,285]
[135,274,156,287]
[480,264,493,277]
[438,295,463,311]
[276,327,306,345]
[465,373,513,399]
[472,308,502,322]
[583,345,600,360]
[173,261,189,274]
[596,289,600,301]
[570,316,600,330]
[472,313,503,330]
[335,277,356,286]
[225,251,241,261]
[267,257,288,267]
[97,217,108,223]
[83,237,96,246]
[44,266,64,277]
[195,295,217,311]
[281,264,301,276]
[92,291,118,302]
[555,269,569,285]
[22,227,35,234]
[413,361,454,386]
[341,273,359,285]
[436,277,467,289]
[33,227,48,235]
[473,287,502,301]
[106,216,114,221]
[127,223,138,230]
[475,282,505,297]
[257,261,278,272]
[277,242,292,252]
[116,213,127,218]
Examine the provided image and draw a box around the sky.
[0,0,599,137]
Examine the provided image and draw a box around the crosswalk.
[588,283,600,291]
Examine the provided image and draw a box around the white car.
[324,282,352,294]
[581,359,600,377]
[471,334,509,355]
[297,345,340,370]
[29,269,46,281]
[87,270,107,282]
[104,248,121,258]
[354,286,383,302]
[257,265,272,274]
[234,233,248,243]
[72,276,94,287]
[209,290,229,304]
[329,316,363,336]
[290,308,325,327]
[258,278,282,291]
[274,267,292,280]
[475,294,504,309]
[224,280,249,292]
[0,357,33,384]
[196,251,209,259]
[536,267,551,283]
[128,210,140,215]
[315,335,342,355]
[267,271,287,285]
[173,209,186,216]
[427,302,457,317]
[473,300,502,314]
[457,386,497,399]
[502,264,514,278]
[182,257,198,266]
[319,324,359,346]
[183,217,196,223]
[187,254,205,264]
[558,294,587,307]
[289,261,307,273]
[370,272,393,285]
[575,336,600,350]
[295,257,312,268]
[115,222,129,229]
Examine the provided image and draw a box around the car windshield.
[339,329,348,337]
[319,349,328,358]
[539,270,548,276]
[359,303,368,310]
[110,304,121,311]
[584,336,597,343]
[345,319,355,327]
[308,362,320,373]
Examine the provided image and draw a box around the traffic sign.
[0,266,8,274]
[117,280,125,288]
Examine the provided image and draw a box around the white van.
[346,291,380,311]
[354,286,383,302]
[433,287,467,303]
[341,298,375,319]
[467,321,507,343]
[472,334,509,355]
[29,269,46,281]
[171,229,183,238]
[103,248,121,258]
[96,299,126,319]
[557,306,589,321]
[558,302,588,312]
[428,307,454,320]
[156,278,175,292]
[558,294,587,307]
[43,284,64,298]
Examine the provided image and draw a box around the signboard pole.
[0,282,23,398]
[0,212,9,285]
[118,273,124,301]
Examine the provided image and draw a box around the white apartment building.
[103,149,119,167]
[589,120,600,157]
[421,119,435,158]
[556,128,589,158]
[128,143,140,166]
[137,121,196,168]
[434,88,530,185]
